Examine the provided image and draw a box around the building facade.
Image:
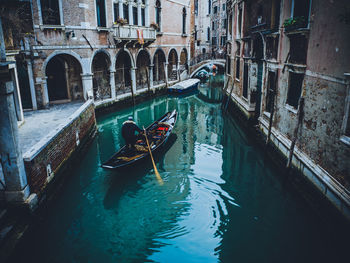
[226,0,350,217]
[211,0,227,54]
[193,0,211,56]
[3,0,191,114]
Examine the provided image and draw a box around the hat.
[128,116,133,120]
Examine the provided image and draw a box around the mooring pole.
[286,93,305,169]
[145,66,151,96]
[225,83,234,111]
[266,72,278,145]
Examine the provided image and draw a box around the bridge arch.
[190,61,225,78]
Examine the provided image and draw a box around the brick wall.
[24,103,96,194]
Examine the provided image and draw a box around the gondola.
[101,110,178,169]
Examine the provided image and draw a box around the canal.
[11,76,348,263]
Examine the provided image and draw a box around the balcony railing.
[113,25,156,41]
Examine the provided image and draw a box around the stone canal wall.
[224,90,350,220]
[23,101,96,195]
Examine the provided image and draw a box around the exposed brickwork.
[24,104,96,194]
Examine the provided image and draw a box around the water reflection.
[10,75,349,263]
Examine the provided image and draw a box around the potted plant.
[283,16,307,31]
[115,17,128,26]
[150,22,159,30]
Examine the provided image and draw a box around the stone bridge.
[188,54,226,78]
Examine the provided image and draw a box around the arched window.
[182,7,187,35]
[156,0,161,32]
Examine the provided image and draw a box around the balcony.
[113,25,156,48]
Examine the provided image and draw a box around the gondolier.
[122,116,143,149]
[102,110,177,169]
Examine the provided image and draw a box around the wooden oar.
[143,127,163,185]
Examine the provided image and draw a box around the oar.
[143,127,163,185]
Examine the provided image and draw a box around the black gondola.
[101,110,178,169]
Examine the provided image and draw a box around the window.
[243,63,249,98]
[271,0,281,29]
[221,36,226,46]
[114,3,119,22]
[123,3,129,24]
[212,21,215,30]
[226,57,231,75]
[292,0,310,28]
[156,0,161,32]
[286,72,304,109]
[40,0,60,25]
[237,6,242,38]
[182,7,187,35]
[223,4,226,11]
[223,18,227,29]
[194,25,197,40]
[214,6,218,14]
[141,7,145,26]
[133,6,138,25]
[235,58,240,80]
[266,71,276,113]
[96,0,106,27]
[266,36,279,60]
[195,0,198,15]
[212,37,217,46]
[289,34,308,64]
[208,0,211,14]
[207,27,210,41]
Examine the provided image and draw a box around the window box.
[283,16,308,32]
[97,27,110,32]
[39,25,65,31]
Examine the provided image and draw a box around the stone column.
[0,76,30,203]
[128,0,133,25]
[110,70,116,99]
[41,77,49,108]
[177,62,181,80]
[81,73,94,100]
[131,67,137,94]
[149,64,154,90]
[119,0,124,19]
[26,60,37,110]
[137,0,142,26]
[11,65,24,121]
[164,62,169,84]
[145,0,150,27]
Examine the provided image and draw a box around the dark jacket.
[121,120,142,140]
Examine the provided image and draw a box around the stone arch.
[136,49,151,90]
[180,48,189,74]
[92,50,112,101]
[43,50,85,74]
[168,49,178,81]
[153,48,166,85]
[45,53,84,103]
[116,48,135,68]
[91,49,114,71]
[115,49,133,94]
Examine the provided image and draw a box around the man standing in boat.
[121,116,143,149]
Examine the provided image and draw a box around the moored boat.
[101,110,178,169]
[168,78,200,93]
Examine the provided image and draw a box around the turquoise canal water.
[12,76,348,263]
